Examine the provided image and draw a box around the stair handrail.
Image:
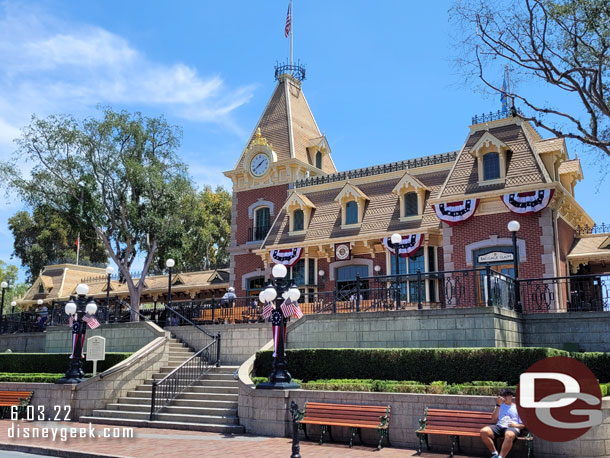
[149,337,219,420]
[164,303,217,339]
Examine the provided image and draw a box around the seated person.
[479,388,524,458]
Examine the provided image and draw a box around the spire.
[233,72,336,174]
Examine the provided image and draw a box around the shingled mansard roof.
[234,74,337,174]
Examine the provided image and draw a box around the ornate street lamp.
[57,284,96,384]
[105,266,113,323]
[166,259,175,308]
[391,233,402,310]
[0,281,8,332]
[507,220,523,313]
[257,263,300,390]
[10,301,16,314]
[318,269,325,288]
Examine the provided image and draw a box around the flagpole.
[289,0,294,67]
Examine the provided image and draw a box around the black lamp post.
[0,281,7,332]
[508,220,523,313]
[166,258,175,325]
[10,301,16,315]
[257,263,300,390]
[105,266,113,323]
[57,283,97,384]
[390,233,402,310]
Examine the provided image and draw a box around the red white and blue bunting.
[433,199,479,226]
[382,233,424,258]
[502,189,554,215]
[269,247,303,266]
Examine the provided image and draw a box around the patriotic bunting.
[433,199,479,226]
[502,189,554,215]
[382,233,424,258]
[269,247,303,266]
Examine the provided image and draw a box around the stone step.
[126,390,237,402]
[199,372,236,381]
[89,409,239,425]
[195,379,239,387]
[138,383,238,394]
[106,403,237,417]
[118,396,237,409]
[80,416,245,434]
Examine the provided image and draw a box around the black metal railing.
[576,223,610,235]
[519,274,609,313]
[248,225,271,242]
[294,152,458,189]
[275,62,306,82]
[150,337,219,421]
[471,108,523,124]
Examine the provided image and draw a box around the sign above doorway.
[477,251,514,264]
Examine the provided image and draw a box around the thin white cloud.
[0,1,255,157]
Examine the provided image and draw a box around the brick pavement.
[0,420,484,458]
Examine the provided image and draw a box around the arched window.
[483,152,501,180]
[345,201,358,225]
[315,151,323,169]
[293,209,304,231]
[404,192,418,216]
[254,207,270,240]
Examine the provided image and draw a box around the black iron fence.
[2,270,608,335]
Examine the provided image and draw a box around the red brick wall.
[233,253,265,297]
[234,184,289,246]
[557,217,575,277]
[449,211,545,279]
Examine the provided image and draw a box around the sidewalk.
[0,420,483,458]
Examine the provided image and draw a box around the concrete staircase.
[81,337,244,433]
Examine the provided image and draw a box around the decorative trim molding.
[241,269,267,292]
[328,258,373,281]
[248,199,275,219]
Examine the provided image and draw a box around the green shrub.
[0,373,66,383]
[0,353,132,374]
[574,352,610,382]
[254,348,579,384]
[600,382,610,397]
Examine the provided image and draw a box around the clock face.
[250,153,270,177]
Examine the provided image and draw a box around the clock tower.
[224,65,335,296]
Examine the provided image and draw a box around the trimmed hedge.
[254,348,610,384]
[0,373,65,383]
[0,353,132,374]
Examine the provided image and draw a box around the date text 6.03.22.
[12,405,71,421]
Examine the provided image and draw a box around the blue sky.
[0,0,607,280]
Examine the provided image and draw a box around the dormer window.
[392,172,429,221]
[335,182,369,229]
[470,131,508,184]
[345,201,358,224]
[404,192,418,216]
[286,191,315,235]
[483,152,501,180]
[315,151,322,169]
[293,209,304,231]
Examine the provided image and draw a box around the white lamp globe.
[166,258,175,268]
[10,301,16,307]
[37,299,43,305]
[390,233,402,245]
[85,301,97,315]
[264,286,277,302]
[76,284,89,296]
[271,263,288,279]
[0,281,7,289]
[282,291,290,300]
[318,269,325,277]
[288,287,301,302]
[106,266,114,275]
[65,301,77,315]
[258,290,268,303]
[507,220,521,232]
[374,265,381,272]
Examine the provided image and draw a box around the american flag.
[262,302,274,320]
[284,3,292,38]
[83,314,100,330]
[281,300,303,319]
[68,314,75,326]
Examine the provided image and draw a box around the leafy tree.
[0,108,194,317]
[154,185,231,272]
[8,204,107,282]
[452,0,610,156]
[0,261,29,310]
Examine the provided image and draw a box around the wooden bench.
[0,391,33,419]
[416,408,534,458]
[297,401,391,449]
